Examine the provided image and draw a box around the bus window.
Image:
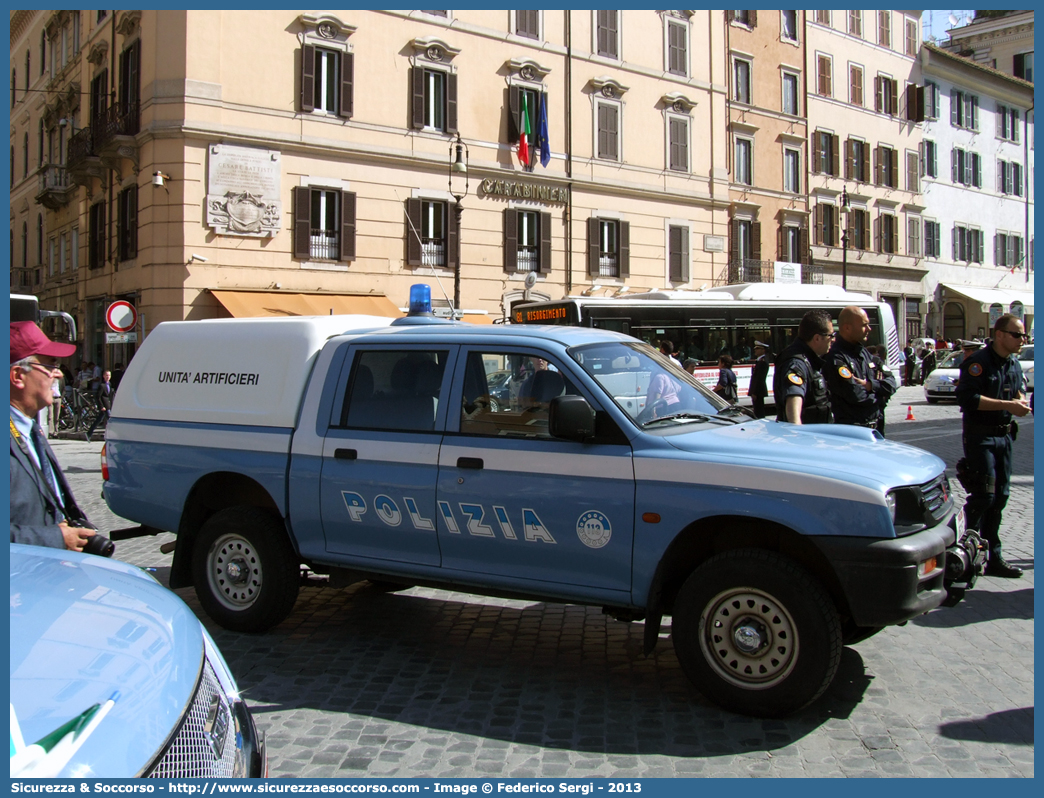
[591,317,629,335]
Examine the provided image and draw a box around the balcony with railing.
[715,259,823,287]
[421,238,446,268]
[94,101,140,152]
[309,230,340,261]
[597,253,619,278]
[516,247,539,272]
[35,164,76,209]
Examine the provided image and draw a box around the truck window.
[459,351,578,439]
[340,349,448,432]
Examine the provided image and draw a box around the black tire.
[671,549,842,718]
[191,506,300,633]
[926,398,939,404]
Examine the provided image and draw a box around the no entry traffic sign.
[106,300,138,333]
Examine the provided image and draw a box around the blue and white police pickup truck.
[103,291,969,717]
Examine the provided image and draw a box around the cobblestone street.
[56,387,1033,777]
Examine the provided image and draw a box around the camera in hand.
[83,532,115,558]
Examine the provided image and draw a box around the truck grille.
[920,475,951,522]
[146,659,237,778]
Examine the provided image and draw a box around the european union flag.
[537,93,551,168]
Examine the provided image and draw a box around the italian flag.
[517,92,531,167]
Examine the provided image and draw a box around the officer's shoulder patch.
[787,372,804,385]
[968,363,983,377]
[838,365,853,379]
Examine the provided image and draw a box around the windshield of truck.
[568,341,731,427]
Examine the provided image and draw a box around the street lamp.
[839,186,850,290]
[448,132,469,319]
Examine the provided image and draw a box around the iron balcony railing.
[309,230,340,261]
[715,259,823,286]
[94,102,140,150]
[67,127,95,168]
[421,239,446,268]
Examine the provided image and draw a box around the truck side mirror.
[549,395,596,442]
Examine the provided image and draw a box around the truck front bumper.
[815,517,957,628]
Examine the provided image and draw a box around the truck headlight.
[885,492,897,523]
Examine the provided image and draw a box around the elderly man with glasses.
[10,321,97,551]
[955,314,1031,578]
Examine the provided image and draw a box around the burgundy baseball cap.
[10,321,77,365]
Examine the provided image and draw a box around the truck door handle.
[334,448,357,460]
[457,457,483,470]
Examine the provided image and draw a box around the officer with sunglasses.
[955,313,1031,578]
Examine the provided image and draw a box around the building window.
[812,131,839,176]
[950,89,979,130]
[848,208,871,250]
[906,151,919,192]
[924,81,940,119]
[735,137,753,185]
[37,119,43,166]
[301,45,352,118]
[998,160,1024,196]
[951,148,982,188]
[294,186,357,262]
[907,216,921,256]
[22,133,28,178]
[995,232,1025,269]
[953,225,983,263]
[782,71,799,115]
[780,224,805,263]
[783,148,800,193]
[39,31,45,77]
[997,104,1021,142]
[21,223,27,274]
[848,11,862,37]
[668,225,689,283]
[816,55,832,97]
[668,115,689,172]
[816,10,830,27]
[117,185,138,261]
[905,19,918,57]
[874,75,898,115]
[411,67,457,133]
[595,99,620,161]
[781,11,798,43]
[59,233,66,274]
[924,221,941,257]
[406,198,454,270]
[48,238,56,277]
[666,17,688,76]
[730,218,760,262]
[875,145,898,188]
[733,58,751,103]
[71,227,78,270]
[504,209,551,273]
[1013,52,1033,82]
[595,10,619,58]
[849,65,863,106]
[814,203,838,246]
[514,10,540,40]
[118,40,141,118]
[877,213,898,254]
[878,11,891,49]
[922,140,937,178]
[845,138,870,182]
[587,217,630,278]
[508,85,547,168]
[88,203,105,270]
[730,11,756,28]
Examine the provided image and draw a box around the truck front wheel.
[192,506,300,633]
[671,549,842,717]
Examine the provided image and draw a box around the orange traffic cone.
[906,405,916,421]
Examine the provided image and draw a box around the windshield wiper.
[640,412,713,428]
[716,405,756,419]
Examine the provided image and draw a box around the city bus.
[513,282,903,403]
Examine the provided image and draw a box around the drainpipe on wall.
[1026,104,1033,286]
[565,10,573,295]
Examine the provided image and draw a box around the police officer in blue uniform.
[773,310,834,424]
[955,314,1030,578]
[748,340,771,418]
[824,306,897,433]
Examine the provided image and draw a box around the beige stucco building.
[805,9,926,342]
[11,9,734,365]
[941,10,1033,81]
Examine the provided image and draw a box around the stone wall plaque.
[206,144,282,237]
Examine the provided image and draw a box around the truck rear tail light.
[100,443,109,482]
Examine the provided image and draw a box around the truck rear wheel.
[192,506,300,633]
[671,549,842,717]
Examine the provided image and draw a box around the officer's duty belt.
[963,422,1012,436]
